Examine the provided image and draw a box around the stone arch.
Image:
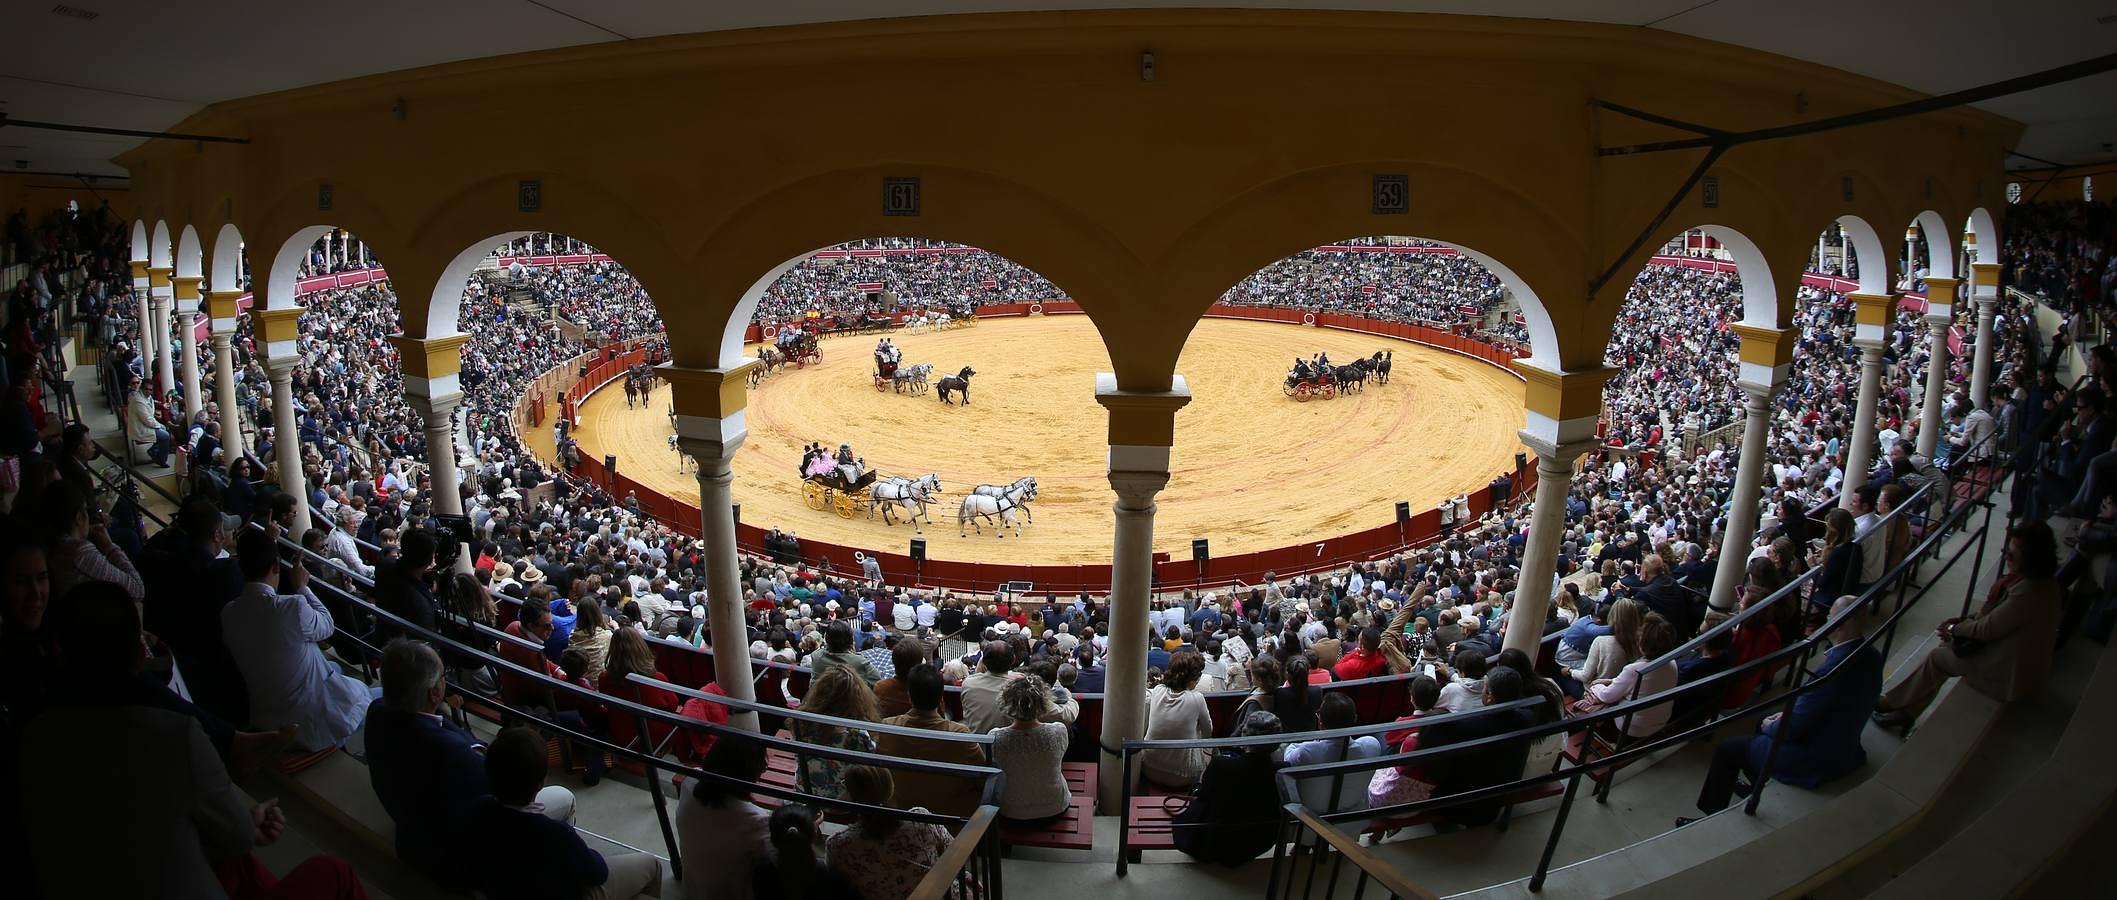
[150,220,173,269]
[401,172,691,341]
[176,225,204,279]
[1909,209,1958,281]
[210,223,246,293]
[263,225,337,310]
[1151,160,1580,378]
[130,220,149,262]
[689,165,1136,376]
[1667,224,1781,328]
[1834,215,1892,295]
[1966,207,2000,266]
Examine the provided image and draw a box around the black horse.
[1331,359,1373,393]
[1371,350,1393,384]
[937,366,977,405]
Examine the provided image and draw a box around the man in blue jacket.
[467,727,663,900]
[1680,593,1882,822]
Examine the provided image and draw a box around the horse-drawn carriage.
[875,359,932,394]
[783,332,822,367]
[802,468,879,518]
[1283,370,1337,401]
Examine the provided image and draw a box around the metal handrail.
[635,673,999,748]
[1259,459,2006,893]
[1281,804,1441,900]
[907,806,1002,900]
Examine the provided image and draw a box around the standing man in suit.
[1681,593,1883,822]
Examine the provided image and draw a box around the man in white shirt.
[222,529,374,752]
[324,504,373,579]
[915,598,938,632]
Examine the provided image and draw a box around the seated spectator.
[988,674,1071,824]
[20,579,370,900]
[1172,710,1285,865]
[567,598,618,684]
[1561,598,1643,699]
[958,639,1018,733]
[1433,644,1490,714]
[1874,522,2061,732]
[809,619,882,686]
[1670,612,1736,724]
[222,527,372,751]
[826,766,964,900]
[1231,654,1283,724]
[792,664,879,801]
[43,480,144,604]
[752,804,859,900]
[370,528,441,633]
[1420,667,1538,829]
[467,726,663,899]
[1331,626,1390,681]
[1285,693,1382,834]
[598,627,685,758]
[871,639,927,718]
[1569,611,1680,755]
[1683,594,1883,825]
[1273,654,1323,732]
[675,737,773,900]
[1367,674,1443,828]
[874,663,987,818]
[1141,649,1214,789]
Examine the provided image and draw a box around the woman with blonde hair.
[988,675,1070,824]
[792,665,879,802]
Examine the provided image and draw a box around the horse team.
[866,471,1042,538]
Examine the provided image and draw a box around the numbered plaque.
[518,180,543,213]
[1701,175,1719,209]
[1372,174,1408,215]
[884,177,921,217]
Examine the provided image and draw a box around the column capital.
[1515,434,1597,474]
[1849,291,1896,348]
[1730,323,1797,394]
[1922,275,1959,317]
[1514,362,1617,449]
[146,265,173,289]
[1095,373,1191,449]
[206,289,244,330]
[263,356,300,381]
[1969,261,2001,291]
[1108,469,1171,509]
[171,275,203,300]
[677,436,743,475]
[130,260,150,281]
[254,306,303,346]
[661,361,758,421]
[406,390,465,426]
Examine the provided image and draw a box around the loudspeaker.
[1515,452,1528,472]
[731,503,740,527]
[604,453,617,474]
[1396,501,1412,523]
[910,538,927,562]
[1192,538,1209,564]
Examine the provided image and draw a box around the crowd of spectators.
[1216,240,1529,345]
[0,200,2095,896]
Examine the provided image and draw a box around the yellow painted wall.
[116,10,2019,389]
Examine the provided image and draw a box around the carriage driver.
[1290,357,1313,381]
[776,321,803,353]
[835,443,866,483]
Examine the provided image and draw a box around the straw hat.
[519,565,545,584]
[492,561,515,581]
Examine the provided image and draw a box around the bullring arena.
[545,313,1525,565]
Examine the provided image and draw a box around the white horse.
[903,314,930,335]
[932,312,954,330]
[892,362,933,393]
[870,473,942,531]
[972,476,1038,524]
[959,478,1036,537]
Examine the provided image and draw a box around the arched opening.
[129,219,149,262]
[149,221,172,269]
[210,224,247,294]
[1834,216,1892,296]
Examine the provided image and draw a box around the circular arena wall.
[530,302,1538,593]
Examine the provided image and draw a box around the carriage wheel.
[834,493,858,519]
[802,481,826,510]
[1283,383,1297,397]
[1294,383,1312,402]
[874,374,888,392]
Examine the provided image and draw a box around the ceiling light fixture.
[50,4,99,21]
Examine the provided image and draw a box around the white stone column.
[147,266,176,398]
[1503,438,1594,656]
[131,262,154,379]
[1709,386,1778,611]
[682,430,762,732]
[409,391,473,573]
[174,276,204,428]
[1916,278,1959,459]
[1969,263,2001,411]
[266,359,310,539]
[1103,468,1169,801]
[1092,373,1190,809]
[207,291,244,454]
[1841,343,1885,509]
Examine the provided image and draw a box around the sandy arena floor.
[557,315,1525,564]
